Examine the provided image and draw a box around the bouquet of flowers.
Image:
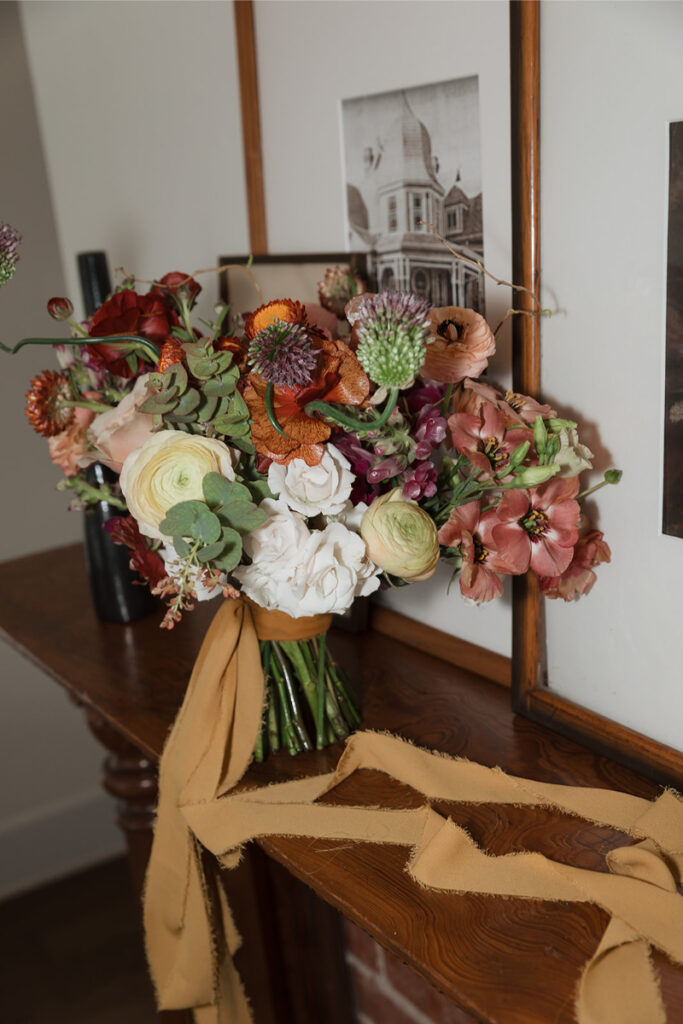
[2,225,620,758]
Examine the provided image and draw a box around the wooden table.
[1,543,681,1024]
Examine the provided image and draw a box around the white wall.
[0,0,249,898]
[0,0,122,900]
[539,2,683,750]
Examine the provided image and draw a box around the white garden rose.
[160,544,225,602]
[235,520,380,617]
[267,443,353,518]
[242,500,310,566]
[120,429,235,540]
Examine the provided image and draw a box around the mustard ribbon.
[144,599,683,1024]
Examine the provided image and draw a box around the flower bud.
[604,469,623,485]
[360,488,439,582]
[514,464,560,488]
[47,296,74,321]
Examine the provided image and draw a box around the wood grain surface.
[0,543,681,1024]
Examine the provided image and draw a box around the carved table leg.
[85,709,192,1024]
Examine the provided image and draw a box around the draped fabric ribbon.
[144,599,683,1024]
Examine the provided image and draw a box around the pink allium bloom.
[539,527,611,601]
[438,498,528,603]
[515,477,581,577]
[448,403,531,480]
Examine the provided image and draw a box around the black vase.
[82,463,157,624]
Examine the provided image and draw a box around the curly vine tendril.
[0,334,161,362]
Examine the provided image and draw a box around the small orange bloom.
[25,370,74,437]
[157,338,186,373]
[214,335,249,373]
[243,299,307,341]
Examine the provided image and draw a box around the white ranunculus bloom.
[120,430,236,540]
[267,444,353,518]
[160,544,225,602]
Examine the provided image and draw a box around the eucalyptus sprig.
[158,472,267,576]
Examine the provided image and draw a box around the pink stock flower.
[438,498,528,603]
[448,403,531,480]
[539,527,611,601]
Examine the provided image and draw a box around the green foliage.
[140,342,250,440]
[160,471,267,578]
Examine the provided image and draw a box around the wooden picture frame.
[509,0,683,791]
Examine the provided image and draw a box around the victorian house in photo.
[347,94,484,311]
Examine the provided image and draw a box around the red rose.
[150,271,201,307]
[87,290,178,377]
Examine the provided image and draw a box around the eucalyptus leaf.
[173,536,191,558]
[219,501,267,535]
[196,393,219,423]
[174,388,201,416]
[160,501,221,544]
[213,528,243,572]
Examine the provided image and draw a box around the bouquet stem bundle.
[256,635,360,759]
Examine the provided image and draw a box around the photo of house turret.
[342,78,484,312]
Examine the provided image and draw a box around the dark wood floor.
[0,858,157,1023]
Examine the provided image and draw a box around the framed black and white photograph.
[341,78,484,312]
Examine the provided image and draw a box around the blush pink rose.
[48,405,96,477]
[88,374,156,473]
[421,307,496,384]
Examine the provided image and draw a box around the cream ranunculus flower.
[360,488,439,581]
[120,430,236,540]
[267,444,353,518]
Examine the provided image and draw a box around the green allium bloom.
[351,291,431,389]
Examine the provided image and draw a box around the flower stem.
[440,383,454,418]
[271,641,312,752]
[264,382,293,439]
[304,388,399,434]
[316,634,327,750]
[62,399,113,414]
[0,334,160,363]
[265,643,299,755]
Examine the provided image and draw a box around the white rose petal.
[268,444,353,518]
[242,499,310,566]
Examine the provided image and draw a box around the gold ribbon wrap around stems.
[144,599,683,1024]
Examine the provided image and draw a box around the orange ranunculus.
[244,336,370,466]
[421,307,496,384]
[243,299,307,341]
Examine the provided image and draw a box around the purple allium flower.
[248,319,317,390]
[0,223,22,287]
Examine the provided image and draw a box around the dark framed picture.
[217,252,369,322]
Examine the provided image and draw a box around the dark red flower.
[104,516,166,588]
[87,290,178,377]
[150,271,201,306]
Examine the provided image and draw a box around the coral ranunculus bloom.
[244,336,370,466]
[421,307,496,384]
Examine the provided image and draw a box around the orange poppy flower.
[244,336,370,466]
[243,299,307,341]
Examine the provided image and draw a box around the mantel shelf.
[1,543,681,1024]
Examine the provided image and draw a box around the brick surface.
[384,949,474,1023]
[348,960,427,1024]
[344,918,384,973]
